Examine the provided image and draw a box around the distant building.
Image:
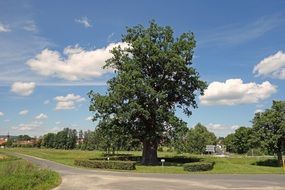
[0,139,6,146]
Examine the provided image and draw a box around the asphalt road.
[12,153,285,190]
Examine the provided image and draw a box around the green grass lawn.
[0,152,61,190]
[2,148,284,174]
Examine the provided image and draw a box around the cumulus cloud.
[26,42,128,81]
[11,82,36,96]
[0,112,4,116]
[75,16,92,28]
[35,113,48,120]
[253,51,285,80]
[55,121,61,125]
[200,79,277,106]
[19,110,29,116]
[0,22,10,32]
[206,123,240,137]
[17,122,41,131]
[54,93,85,110]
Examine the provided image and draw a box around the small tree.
[224,133,235,153]
[233,127,252,154]
[186,123,216,154]
[252,100,285,166]
[89,21,206,165]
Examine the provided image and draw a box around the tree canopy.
[185,123,216,154]
[89,21,206,164]
[252,100,285,166]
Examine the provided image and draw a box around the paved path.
[13,153,285,190]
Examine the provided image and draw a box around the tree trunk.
[277,151,283,167]
[141,139,159,165]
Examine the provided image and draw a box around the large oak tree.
[89,21,206,165]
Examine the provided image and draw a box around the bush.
[183,162,215,172]
[253,159,279,167]
[91,155,141,162]
[74,159,136,170]
[160,156,201,164]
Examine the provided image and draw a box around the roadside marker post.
[283,159,285,173]
[161,159,165,167]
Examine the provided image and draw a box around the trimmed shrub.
[253,159,279,167]
[161,156,201,163]
[90,156,141,162]
[183,162,215,172]
[74,159,136,170]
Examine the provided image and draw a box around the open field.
[0,152,61,190]
[1,148,284,174]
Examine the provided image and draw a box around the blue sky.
[0,0,285,137]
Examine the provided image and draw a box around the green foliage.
[253,159,280,167]
[17,135,32,141]
[224,133,235,152]
[183,162,215,172]
[5,148,284,174]
[90,155,141,162]
[160,156,201,163]
[185,123,216,153]
[74,159,136,170]
[41,133,56,148]
[224,127,253,154]
[41,128,77,149]
[0,154,60,190]
[252,100,285,165]
[89,20,206,164]
[169,122,189,153]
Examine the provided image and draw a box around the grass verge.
[2,148,284,174]
[0,152,61,190]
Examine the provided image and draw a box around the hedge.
[253,159,279,167]
[90,156,141,162]
[183,162,215,172]
[74,159,136,170]
[161,156,201,164]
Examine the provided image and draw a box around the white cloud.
[44,100,50,105]
[254,109,264,114]
[0,112,4,116]
[206,123,241,137]
[35,113,48,120]
[200,79,277,106]
[253,51,285,80]
[207,123,226,130]
[0,22,10,32]
[86,116,93,121]
[54,93,85,110]
[17,121,42,131]
[19,110,29,115]
[26,42,128,81]
[11,82,36,96]
[55,121,61,125]
[55,101,75,110]
[75,17,92,28]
